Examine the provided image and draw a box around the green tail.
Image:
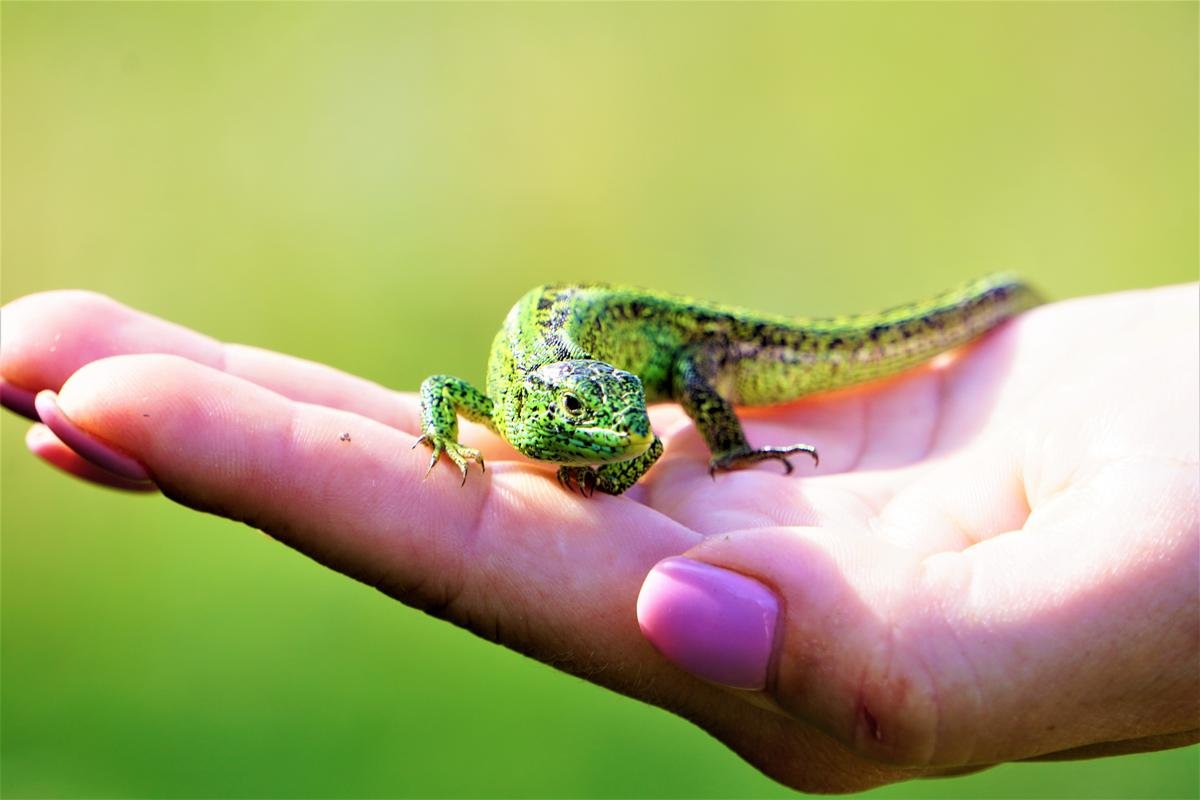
[734,273,1041,404]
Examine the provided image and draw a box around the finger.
[25,423,158,492]
[637,456,1198,768]
[34,390,153,481]
[0,290,509,456]
[52,353,700,672]
[2,291,222,413]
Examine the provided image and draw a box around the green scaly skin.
[418,274,1040,496]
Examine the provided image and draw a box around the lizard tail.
[797,272,1042,388]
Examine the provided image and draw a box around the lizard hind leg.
[674,354,819,479]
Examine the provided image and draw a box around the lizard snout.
[618,411,653,451]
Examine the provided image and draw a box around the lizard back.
[488,274,1039,407]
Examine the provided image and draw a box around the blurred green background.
[2,2,1196,798]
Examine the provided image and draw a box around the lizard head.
[515,359,653,465]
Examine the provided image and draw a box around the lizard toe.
[709,443,818,476]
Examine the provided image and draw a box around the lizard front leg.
[557,436,664,497]
[672,353,818,476]
[417,375,495,485]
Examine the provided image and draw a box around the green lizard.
[417,274,1039,496]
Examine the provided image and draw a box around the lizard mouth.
[612,428,654,460]
[567,426,653,463]
[623,429,653,450]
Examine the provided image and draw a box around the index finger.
[0,290,431,437]
[53,352,702,678]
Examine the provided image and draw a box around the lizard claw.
[709,444,819,476]
[416,432,484,485]
[557,466,597,497]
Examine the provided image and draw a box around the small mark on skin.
[339,432,352,442]
[862,706,883,742]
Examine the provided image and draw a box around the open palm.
[2,284,1195,793]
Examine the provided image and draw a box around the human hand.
[2,284,1196,793]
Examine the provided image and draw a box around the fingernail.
[34,390,151,482]
[27,423,157,492]
[0,378,39,420]
[637,556,779,690]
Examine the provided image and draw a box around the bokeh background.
[2,2,1196,798]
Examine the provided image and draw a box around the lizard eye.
[561,393,584,416]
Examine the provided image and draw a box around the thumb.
[636,469,1199,770]
[636,527,936,765]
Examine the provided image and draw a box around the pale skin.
[1,284,1196,793]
